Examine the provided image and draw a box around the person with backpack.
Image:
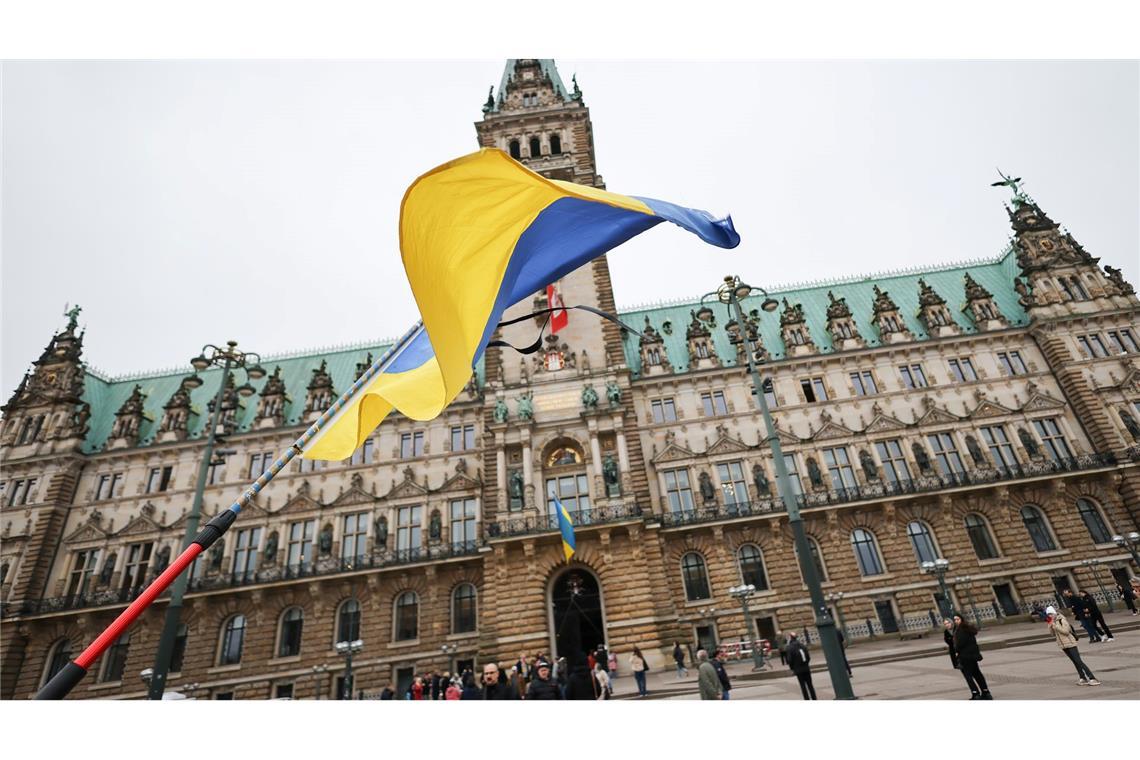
[785,631,815,700]
[1117,580,1137,615]
[1045,606,1100,686]
[629,646,649,697]
[952,612,992,700]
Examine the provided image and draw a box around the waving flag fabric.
[555,495,576,562]
[303,148,739,460]
[547,283,568,334]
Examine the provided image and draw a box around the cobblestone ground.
[612,611,1140,701]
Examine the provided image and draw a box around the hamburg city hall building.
[2,59,1139,699]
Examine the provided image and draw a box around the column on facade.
[521,428,534,511]
[495,434,506,508]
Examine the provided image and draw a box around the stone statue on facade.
[806,458,824,489]
[965,435,987,466]
[912,443,932,473]
[99,553,116,585]
[752,463,770,495]
[429,509,442,541]
[509,469,525,509]
[64,303,82,331]
[1104,265,1135,295]
[517,391,534,421]
[374,517,388,546]
[318,523,333,556]
[858,450,879,481]
[605,380,622,408]
[1018,427,1041,458]
[263,531,279,563]
[493,397,509,423]
[209,539,225,571]
[698,471,716,504]
[154,545,171,575]
[602,455,621,496]
[581,383,599,410]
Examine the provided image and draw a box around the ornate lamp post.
[728,584,766,669]
[826,591,849,640]
[1080,558,1114,612]
[921,558,953,620]
[336,638,364,699]
[147,341,265,700]
[954,575,983,629]
[441,643,459,676]
[702,275,854,699]
[312,664,328,700]
[1113,532,1140,571]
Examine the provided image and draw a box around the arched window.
[529,137,542,158]
[278,607,304,657]
[550,133,562,155]
[99,632,131,683]
[737,544,769,590]
[1020,505,1057,552]
[452,583,477,634]
[508,140,521,160]
[795,536,829,583]
[395,591,419,641]
[906,520,939,565]
[1076,498,1112,545]
[681,552,711,601]
[42,639,73,687]
[850,528,885,576]
[336,599,361,644]
[219,614,246,665]
[964,513,999,560]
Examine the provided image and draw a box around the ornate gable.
[652,439,696,464]
[277,481,323,515]
[331,473,377,507]
[64,522,108,544]
[114,514,162,538]
[1021,390,1067,412]
[438,471,482,493]
[969,398,1015,419]
[863,410,909,434]
[706,430,749,456]
[812,419,856,442]
[916,398,962,427]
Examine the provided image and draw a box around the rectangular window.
[1032,418,1074,462]
[95,474,112,501]
[947,358,978,383]
[823,446,858,491]
[1078,334,1109,359]
[400,431,425,458]
[800,377,828,403]
[349,438,375,466]
[1107,328,1139,354]
[997,351,1027,376]
[286,520,316,569]
[231,527,262,580]
[248,452,273,479]
[120,542,153,591]
[7,478,37,506]
[297,458,326,474]
[782,454,803,497]
[545,475,591,516]
[979,425,1018,469]
[874,439,911,485]
[700,390,728,416]
[275,684,294,700]
[662,468,694,512]
[927,433,966,477]
[207,461,225,485]
[396,506,422,555]
[762,378,778,409]
[449,497,478,548]
[341,512,369,563]
[66,549,100,599]
[450,425,476,452]
[715,461,749,505]
[850,371,878,396]
[650,398,677,423]
[146,466,174,494]
[899,364,928,389]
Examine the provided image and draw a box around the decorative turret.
[916,279,959,337]
[108,385,147,448]
[304,360,336,417]
[870,285,913,343]
[962,272,1007,330]
[207,372,241,433]
[638,317,673,376]
[825,290,862,348]
[685,309,720,369]
[725,309,767,364]
[779,299,815,355]
[256,366,288,428]
[158,375,197,441]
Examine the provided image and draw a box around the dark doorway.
[695,624,718,655]
[875,600,899,634]
[395,666,414,699]
[551,569,606,659]
[456,658,475,678]
[933,591,953,620]
[992,583,1019,616]
[754,615,777,645]
[1051,575,1074,607]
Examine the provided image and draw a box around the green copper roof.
[493,59,572,112]
[79,343,486,454]
[617,249,1028,378]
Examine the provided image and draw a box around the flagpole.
[36,321,425,700]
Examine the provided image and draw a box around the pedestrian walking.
[525,658,563,700]
[629,646,649,697]
[411,676,425,701]
[1079,591,1114,642]
[592,662,612,700]
[696,650,720,700]
[942,618,959,669]
[673,641,689,678]
[595,644,610,677]
[1062,589,1101,642]
[785,631,816,700]
[479,663,519,700]
[1117,581,1137,615]
[711,650,732,700]
[445,678,461,700]
[1045,606,1100,686]
[380,682,395,700]
[554,656,569,699]
[952,612,992,700]
[776,630,788,666]
[460,672,480,700]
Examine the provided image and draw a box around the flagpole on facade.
[35,321,425,700]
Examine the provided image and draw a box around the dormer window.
[522,92,537,107]
[787,328,808,346]
[882,315,902,333]
[647,348,661,366]
[1059,275,1090,301]
[835,321,855,339]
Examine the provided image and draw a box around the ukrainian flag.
[554,495,576,562]
[303,148,739,460]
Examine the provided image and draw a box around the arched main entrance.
[549,568,607,660]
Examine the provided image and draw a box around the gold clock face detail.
[1040,239,1055,251]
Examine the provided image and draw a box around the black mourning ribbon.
[486,305,645,355]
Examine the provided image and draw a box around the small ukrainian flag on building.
[555,495,576,561]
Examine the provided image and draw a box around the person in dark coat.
[1118,581,1138,615]
[785,631,816,700]
[673,641,689,678]
[459,672,480,700]
[1079,591,1114,642]
[942,619,959,669]
[1063,589,1101,642]
[710,650,733,700]
[479,663,519,700]
[524,659,563,700]
[379,682,395,700]
[952,613,992,700]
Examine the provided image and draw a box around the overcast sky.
[2,60,1137,395]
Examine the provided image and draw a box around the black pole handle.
[36,661,87,700]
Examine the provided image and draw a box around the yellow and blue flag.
[303,148,739,460]
[555,495,576,562]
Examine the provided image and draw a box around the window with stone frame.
[662,468,695,513]
[947,357,978,383]
[274,683,294,700]
[799,377,828,403]
[964,513,1000,560]
[1106,328,1139,354]
[207,460,226,485]
[850,528,885,576]
[337,599,361,644]
[979,425,1018,470]
[248,451,273,479]
[349,438,375,466]
[782,454,804,496]
[1076,334,1109,359]
[509,140,521,159]
[822,447,858,492]
[850,371,878,396]
[549,133,562,155]
[219,614,246,665]
[278,607,304,657]
[452,583,477,634]
[341,513,369,563]
[1059,275,1090,301]
[997,351,1028,376]
[16,414,45,445]
[529,136,541,157]
[297,458,326,474]
[42,639,73,687]
[794,536,828,583]
[395,591,419,641]
[98,633,131,683]
[927,433,966,476]
[450,425,476,452]
[762,378,778,408]
[546,474,590,517]
[737,544,769,590]
[898,364,928,389]
[66,548,100,599]
[1020,505,1058,552]
[120,542,152,591]
[650,397,678,423]
[6,478,38,506]
[94,472,124,501]
[396,506,422,558]
[716,461,749,505]
[906,520,939,565]
[874,440,911,485]
[700,390,728,416]
[146,465,174,494]
[1031,418,1073,462]
[449,497,478,549]
[1075,498,1112,545]
[400,431,425,459]
[232,527,261,581]
[681,552,711,601]
[286,519,316,570]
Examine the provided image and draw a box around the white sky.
[2,59,1137,395]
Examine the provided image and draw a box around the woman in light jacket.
[629,646,649,697]
[1046,605,1100,686]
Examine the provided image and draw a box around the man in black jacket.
[1080,591,1114,642]
[480,663,519,700]
[786,631,816,700]
[710,650,732,700]
[1063,589,1101,642]
[525,659,563,700]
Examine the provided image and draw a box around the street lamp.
[954,575,983,629]
[921,558,953,620]
[441,643,459,677]
[728,584,766,669]
[147,340,265,700]
[826,591,849,640]
[1113,532,1140,571]
[335,639,364,700]
[311,664,328,700]
[703,275,854,700]
[1080,558,1114,612]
